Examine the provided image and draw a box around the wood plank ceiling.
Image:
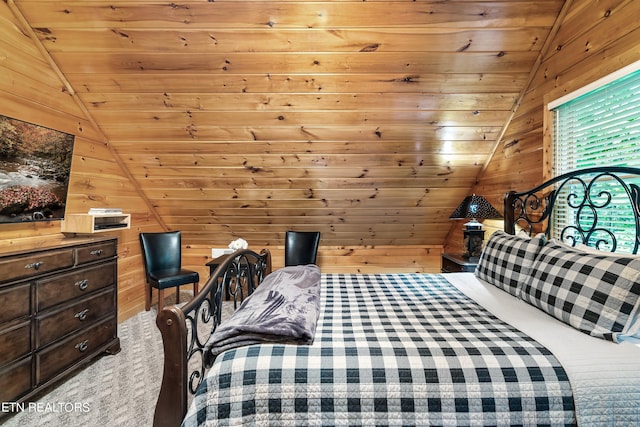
[11,0,565,247]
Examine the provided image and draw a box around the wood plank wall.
[3,0,640,320]
[13,0,564,256]
[0,0,442,321]
[444,0,640,254]
[0,2,164,321]
[185,244,443,277]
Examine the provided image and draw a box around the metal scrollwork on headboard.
[504,166,640,254]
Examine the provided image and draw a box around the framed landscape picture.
[0,114,75,223]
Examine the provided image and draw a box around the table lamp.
[449,194,502,261]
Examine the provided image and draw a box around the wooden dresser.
[0,236,120,406]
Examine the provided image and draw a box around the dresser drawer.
[75,241,117,265]
[0,237,119,409]
[0,283,31,325]
[0,249,74,284]
[36,262,116,311]
[36,317,116,384]
[36,288,116,348]
[0,357,32,402]
[0,322,31,367]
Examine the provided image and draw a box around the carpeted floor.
[3,294,223,427]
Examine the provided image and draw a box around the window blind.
[551,69,640,252]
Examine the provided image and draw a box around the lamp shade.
[449,195,502,220]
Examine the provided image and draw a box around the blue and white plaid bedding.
[182,273,575,426]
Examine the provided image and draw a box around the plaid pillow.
[521,242,640,342]
[475,231,546,296]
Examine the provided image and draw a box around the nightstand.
[441,253,478,273]
[205,254,235,300]
[205,253,234,276]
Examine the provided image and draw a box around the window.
[548,64,640,252]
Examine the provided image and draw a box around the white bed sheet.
[445,272,640,426]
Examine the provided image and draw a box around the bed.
[153,166,640,427]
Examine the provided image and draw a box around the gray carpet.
[3,294,228,427]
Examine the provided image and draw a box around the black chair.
[139,231,199,311]
[284,231,321,266]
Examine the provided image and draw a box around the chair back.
[285,231,321,266]
[139,231,183,278]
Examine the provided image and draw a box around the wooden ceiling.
[10,0,565,247]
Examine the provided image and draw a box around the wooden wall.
[11,0,564,255]
[0,0,443,321]
[185,244,442,275]
[0,1,450,320]
[3,0,640,320]
[0,1,164,321]
[445,0,640,254]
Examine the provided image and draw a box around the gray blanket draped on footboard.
[204,264,322,363]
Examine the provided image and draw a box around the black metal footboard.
[153,248,272,427]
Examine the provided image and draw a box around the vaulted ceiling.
[10,0,566,246]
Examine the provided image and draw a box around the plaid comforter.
[183,274,575,426]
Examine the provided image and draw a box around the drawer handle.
[75,340,89,353]
[25,261,43,270]
[75,309,89,321]
[75,279,89,291]
[90,249,103,256]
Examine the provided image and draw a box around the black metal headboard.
[504,166,640,254]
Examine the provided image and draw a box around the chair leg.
[193,282,199,296]
[145,282,151,311]
[176,286,180,304]
[158,289,165,309]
